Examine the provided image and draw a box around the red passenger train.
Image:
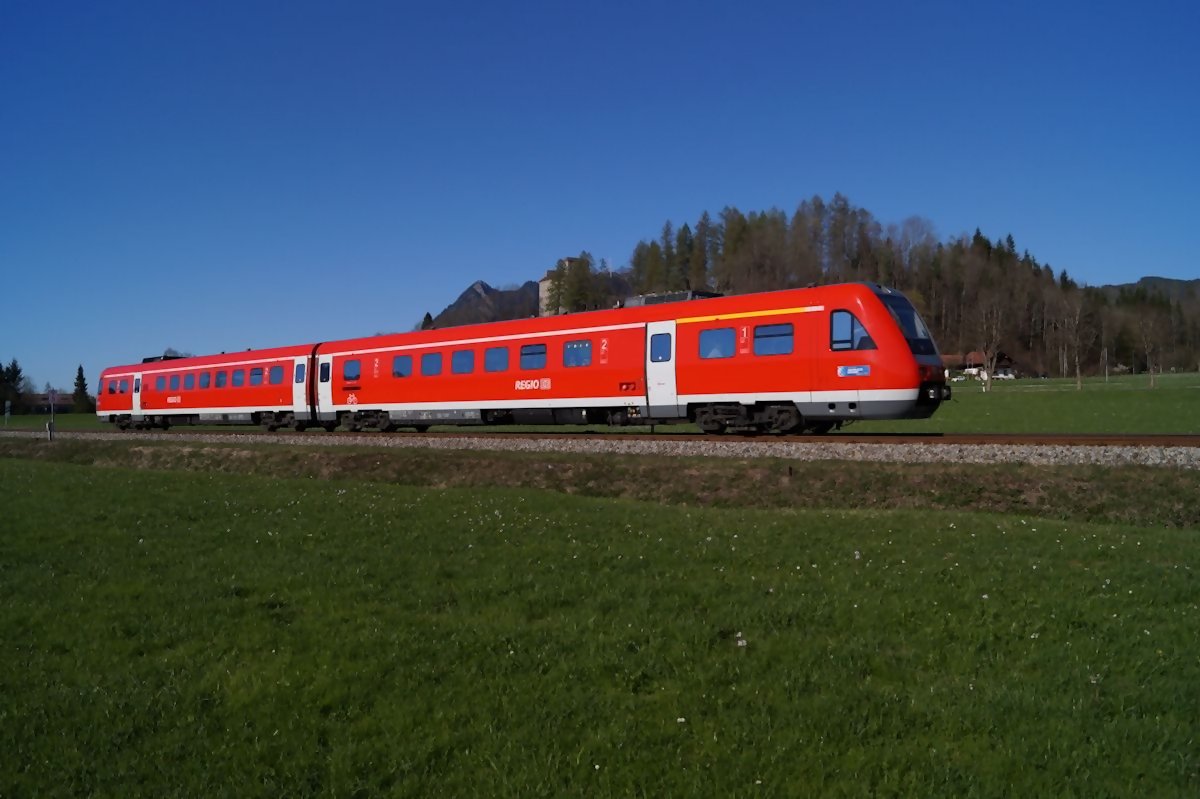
[96,282,950,435]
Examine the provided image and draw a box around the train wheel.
[695,409,726,435]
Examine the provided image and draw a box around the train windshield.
[879,294,938,356]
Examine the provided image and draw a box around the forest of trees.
[548,193,1198,382]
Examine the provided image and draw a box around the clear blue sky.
[2,0,1197,391]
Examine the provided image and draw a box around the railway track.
[14,428,1200,448]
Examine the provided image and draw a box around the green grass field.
[3,458,1197,796]
[7,372,1198,435]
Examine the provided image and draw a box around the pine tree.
[72,365,93,413]
[420,312,434,330]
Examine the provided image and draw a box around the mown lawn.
[2,459,1197,796]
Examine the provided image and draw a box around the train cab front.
[875,288,949,419]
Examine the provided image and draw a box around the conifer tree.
[72,364,94,413]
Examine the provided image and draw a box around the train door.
[292,356,309,419]
[132,372,143,419]
[315,352,335,421]
[645,321,682,418]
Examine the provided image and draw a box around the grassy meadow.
[3,457,1198,796]
[6,371,1198,436]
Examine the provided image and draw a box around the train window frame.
[699,328,736,359]
[155,376,166,391]
[392,355,413,378]
[107,380,116,395]
[199,372,211,389]
[520,343,547,370]
[249,367,264,386]
[184,374,195,390]
[169,375,180,391]
[232,369,245,387]
[451,350,475,374]
[343,360,361,382]
[294,363,306,384]
[650,333,672,363]
[563,339,592,368]
[484,347,509,372]
[269,365,284,385]
[754,323,794,356]
[319,363,330,383]
[216,371,228,388]
[120,379,129,394]
[421,352,443,376]
[830,310,876,352]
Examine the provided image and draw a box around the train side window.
[169,375,180,391]
[520,343,547,370]
[451,350,475,374]
[484,347,509,372]
[699,328,735,359]
[199,372,211,389]
[294,364,306,384]
[563,339,592,368]
[754,323,794,356]
[392,355,412,378]
[107,380,116,394]
[343,360,361,381]
[120,379,130,394]
[216,371,228,388]
[421,353,443,376]
[184,374,195,390]
[250,367,264,386]
[269,365,284,385]
[232,369,245,387]
[319,363,330,383]
[831,311,876,351]
[155,376,166,391]
[650,333,672,363]
[133,378,140,394]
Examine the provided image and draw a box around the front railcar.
[873,287,950,417]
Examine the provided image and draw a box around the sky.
[2,0,1197,391]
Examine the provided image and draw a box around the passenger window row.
[132,364,289,394]
[338,339,595,381]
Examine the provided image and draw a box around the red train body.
[96,282,949,434]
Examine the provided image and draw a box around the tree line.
[548,193,1198,385]
[1,360,95,414]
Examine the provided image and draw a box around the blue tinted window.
[650,333,672,363]
[169,375,180,391]
[520,343,547,370]
[200,372,211,389]
[269,365,284,385]
[393,355,412,377]
[184,373,195,390]
[699,328,735,359]
[232,370,245,387]
[343,360,361,381]
[294,364,305,384]
[216,371,228,388]
[155,376,166,391]
[249,367,264,386]
[484,347,509,372]
[831,311,875,351]
[451,350,475,374]
[421,353,443,376]
[754,323,794,356]
[563,340,592,367]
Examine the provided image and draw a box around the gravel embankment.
[4,429,1199,470]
